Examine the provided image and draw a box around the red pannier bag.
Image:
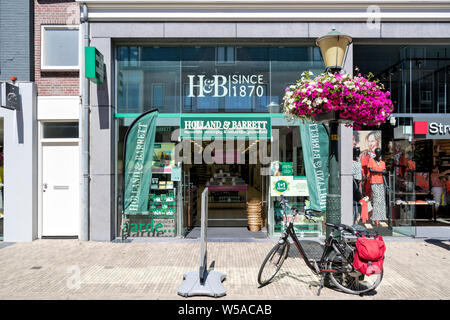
[352,236,386,276]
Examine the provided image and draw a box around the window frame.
[40,25,80,71]
[40,120,80,141]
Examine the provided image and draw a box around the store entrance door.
[42,143,79,237]
[183,139,267,231]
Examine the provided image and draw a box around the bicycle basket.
[352,236,386,276]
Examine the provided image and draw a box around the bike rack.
[177,187,227,298]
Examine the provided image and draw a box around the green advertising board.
[180,115,271,139]
[281,162,293,176]
[85,47,104,84]
[270,176,309,197]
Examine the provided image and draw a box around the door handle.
[54,186,69,190]
[43,183,48,192]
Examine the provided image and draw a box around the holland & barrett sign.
[187,74,266,98]
[180,116,271,139]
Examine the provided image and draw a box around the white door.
[42,143,79,236]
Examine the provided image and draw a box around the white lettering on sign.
[429,122,450,135]
[187,74,265,98]
[128,123,148,212]
[184,120,268,130]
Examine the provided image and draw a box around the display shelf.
[391,176,437,222]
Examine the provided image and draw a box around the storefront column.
[88,37,116,241]
[340,43,354,226]
[1,82,38,242]
[339,124,354,226]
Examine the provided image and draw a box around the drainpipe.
[81,3,89,241]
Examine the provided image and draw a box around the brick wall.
[34,0,80,96]
[0,0,32,81]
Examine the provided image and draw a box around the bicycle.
[257,195,383,295]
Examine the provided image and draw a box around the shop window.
[216,46,235,64]
[117,70,143,113]
[354,45,450,114]
[41,26,79,70]
[116,45,325,114]
[42,122,79,139]
[117,119,180,238]
[118,46,140,67]
[152,84,164,108]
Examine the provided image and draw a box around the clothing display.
[353,160,363,202]
[431,187,443,208]
[368,158,385,184]
[371,183,387,221]
[415,173,430,191]
[392,151,407,177]
[352,160,363,181]
[431,173,443,188]
[361,152,376,197]
[407,159,416,172]
[359,197,370,223]
[431,172,446,207]
[368,157,387,221]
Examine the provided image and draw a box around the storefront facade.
[116,45,327,239]
[353,45,450,238]
[80,0,450,241]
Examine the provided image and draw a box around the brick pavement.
[0,239,449,300]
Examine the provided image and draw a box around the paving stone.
[0,239,448,299]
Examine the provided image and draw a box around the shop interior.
[388,138,450,227]
[352,128,450,237]
[183,140,266,232]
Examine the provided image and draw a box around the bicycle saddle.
[326,222,352,232]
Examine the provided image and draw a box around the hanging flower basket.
[282,71,394,127]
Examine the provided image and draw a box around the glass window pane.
[43,122,79,139]
[354,45,450,114]
[117,45,326,114]
[152,85,164,107]
[44,28,79,67]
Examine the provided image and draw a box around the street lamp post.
[316,28,352,237]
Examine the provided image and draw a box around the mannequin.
[368,148,387,226]
[352,147,363,223]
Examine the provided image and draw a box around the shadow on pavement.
[0,242,14,250]
[424,239,450,251]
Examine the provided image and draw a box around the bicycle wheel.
[257,241,290,286]
[326,250,383,295]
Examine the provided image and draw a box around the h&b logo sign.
[187,74,265,98]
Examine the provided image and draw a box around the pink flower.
[283,72,393,127]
